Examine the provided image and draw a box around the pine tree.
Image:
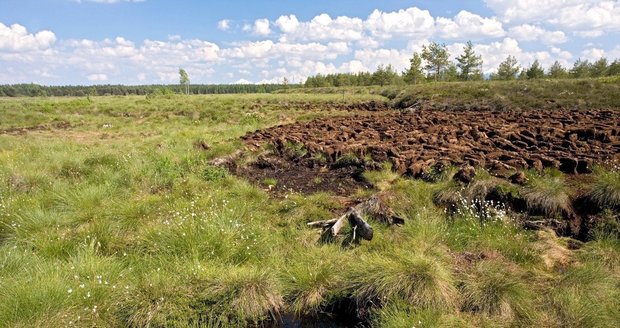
[456,41,483,81]
[445,63,460,82]
[494,55,520,80]
[570,59,591,78]
[421,42,450,81]
[526,60,545,79]
[372,64,397,86]
[590,58,609,77]
[179,68,190,95]
[547,61,568,79]
[608,60,620,76]
[403,52,425,85]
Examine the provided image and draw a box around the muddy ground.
[233,155,373,196]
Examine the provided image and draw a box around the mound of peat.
[243,108,620,177]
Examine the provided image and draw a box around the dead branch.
[307,192,403,242]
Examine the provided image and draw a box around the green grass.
[523,169,573,218]
[587,167,620,210]
[347,249,457,310]
[0,91,618,327]
[460,261,535,324]
[285,78,620,110]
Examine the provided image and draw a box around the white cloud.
[221,40,349,61]
[436,10,505,39]
[509,24,567,44]
[252,19,271,36]
[365,7,435,39]
[581,48,607,61]
[484,0,584,22]
[275,14,364,43]
[573,30,604,38]
[87,73,108,81]
[275,15,300,34]
[484,0,620,34]
[354,48,411,72]
[550,1,620,31]
[339,60,368,73]
[470,37,564,73]
[234,78,252,84]
[0,23,56,52]
[550,47,573,62]
[217,19,231,31]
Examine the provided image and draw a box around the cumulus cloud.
[581,48,607,61]
[217,19,231,31]
[234,78,252,84]
[272,7,505,45]
[466,37,566,73]
[365,7,435,39]
[252,19,271,36]
[339,60,368,73]
[550,47,573,62]
[221,40,349,61]
[354,48,411,72]
[484,0,584,22]
[484,0,620,35]
[0,23,56,52]
[436,10,505,40]
[550,1,620,32]
[508,24,567,44]
[275,15,300,34]
[275,14,364,42]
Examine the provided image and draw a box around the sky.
[0,0,619,85]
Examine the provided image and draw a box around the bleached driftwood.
[307,193,404,242]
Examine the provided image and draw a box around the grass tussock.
[283,258,343,316]
[587,168,620,210]
[203,267,284,324]
[549,263,620,327]
[347,249,457,310]
[460,261,535,323]
[363,162,400,191]
[523,169,573,218]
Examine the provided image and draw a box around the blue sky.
[0,0,619,84]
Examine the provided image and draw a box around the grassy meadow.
[0,88,619,327]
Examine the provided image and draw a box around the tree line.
[305,41,620,87]
[0,83,300,97]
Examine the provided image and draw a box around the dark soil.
[233,155,372,196]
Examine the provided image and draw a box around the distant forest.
[305,42,620,88]
[0,83,300,97]
[3,41,620,97]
